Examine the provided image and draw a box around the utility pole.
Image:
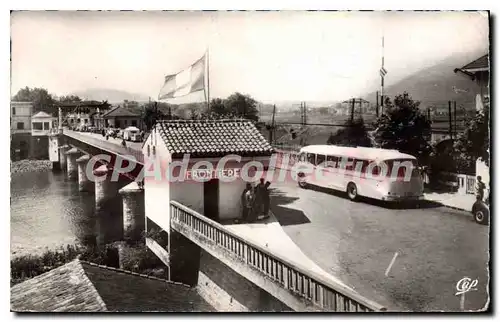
[454,101,457,138]
[269,104,276,144]
[351,98,355,122]
[448,100,453,140]
[427,107,431,122]
[376,91,379,117]
[359,98,363,118]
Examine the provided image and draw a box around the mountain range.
[72,50,486,111]
[362,51,485,111]
[71,88,150,104]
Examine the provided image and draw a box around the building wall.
[31,116,56,136]
[144,128,171,231]
[218,179,246,220]
[170,180,204,215]
[196,249,290,312]
[11,102,32,132]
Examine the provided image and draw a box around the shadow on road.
[305,184,444,210]
[269,189,310,226]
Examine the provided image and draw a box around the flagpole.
[206,47,210,112]
[381,36,385,111]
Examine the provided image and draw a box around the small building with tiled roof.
[103,105,143,129]
[11,259,214,312]
[142,119,274,239]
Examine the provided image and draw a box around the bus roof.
[299,145,417,161]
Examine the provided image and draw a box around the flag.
[158,54,206,100]
[380,66,387,77]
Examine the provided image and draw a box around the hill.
[363,52,485,112]
[72,88,150,104]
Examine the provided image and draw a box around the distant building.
[11,101,32,133]
[102,105,143,129]
[57,101,111,129]
[454,54,490,188]
[10,101,33,160]
[31,111,57,136]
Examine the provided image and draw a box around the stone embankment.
[11,160,53,174]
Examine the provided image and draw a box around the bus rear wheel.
[347,182,358,201]
[298,173,308,189]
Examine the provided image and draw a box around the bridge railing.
[64,130,144,164]
[170,200,386,312]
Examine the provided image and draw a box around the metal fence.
[64,130,144,164]
[170,200,386,312]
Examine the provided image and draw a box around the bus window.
[326,155,338,168]
[389,159,417,178]
[307,153,316,165]
[299,153,307,162]
[316,154,326,167]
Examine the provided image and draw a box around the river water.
[10,170,125,257]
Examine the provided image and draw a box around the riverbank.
[11,241,167,286]
[11,160,53,174]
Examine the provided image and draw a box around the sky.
[10,11,489,103]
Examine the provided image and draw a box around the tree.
[453,108,489,171]
[58,95,82,103]
[327,117,372,147]
[142,103,166,131]
[205,93,259,121]
[12,87,56,113]
[373,92,432,164]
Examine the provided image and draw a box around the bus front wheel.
[298,173,308,189]
[347,182,358,201]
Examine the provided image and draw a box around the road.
[269,180,489,312]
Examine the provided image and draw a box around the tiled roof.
[11,259,214,312]
[32,111,54,118]
[11,260,106,312]
[461,54,489,71]
[157,119,274,158]
[103,106,142,118]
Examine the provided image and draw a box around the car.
[471,196,489,225]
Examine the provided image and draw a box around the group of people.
[241,179,271,223]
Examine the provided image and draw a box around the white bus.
[294,145,424,202]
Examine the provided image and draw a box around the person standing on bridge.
[241,183,254,222]
[476,176,486,201]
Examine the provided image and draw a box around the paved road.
[269,180,490,312]
[79,132,144,151]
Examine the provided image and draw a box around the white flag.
[158,54,206,100]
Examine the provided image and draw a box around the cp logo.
[455,277,478,296]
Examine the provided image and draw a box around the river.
[10,170,125,258]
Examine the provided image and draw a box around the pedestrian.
[241,183,253,222]
[261,181,271,219]
[476,176,486,201]
[244,184,255,223]
[253,178,266,220]
[121,138,127,148]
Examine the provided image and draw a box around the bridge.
[49,127,386,312]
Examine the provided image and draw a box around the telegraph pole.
[351,98,355,122]
[448,100,453,139]
[376,91,380,117]
[269,104,276,144]
[427,107,431,122]
[380,36,387,114]
[454,101,457,138]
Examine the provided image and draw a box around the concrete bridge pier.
[58,144,70,172]
[94,165,119,208]
[65,147,81,180]
[168,230,201,287]
[119,182,145,243]
[76,154,93,192]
